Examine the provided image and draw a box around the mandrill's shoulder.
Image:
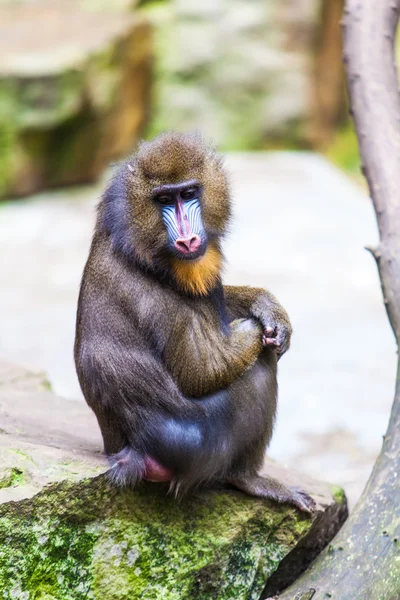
[81,233,151,303]
[79,232,197,334]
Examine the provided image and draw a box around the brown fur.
[74,132,315,512]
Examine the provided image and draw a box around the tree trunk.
[264,1,400,598]
[309,0,347,148]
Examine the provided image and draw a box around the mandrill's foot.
[229,473,316,513]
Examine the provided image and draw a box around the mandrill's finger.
[263,337,279,346]
[262,336,280,350]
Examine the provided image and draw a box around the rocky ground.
[0,152,395,509]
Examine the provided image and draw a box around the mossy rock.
[0,360,348,599]
[0,476,347,600]
[0,2,152,199]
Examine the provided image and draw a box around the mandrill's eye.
[155,193,174,205]
[180,187,199,201]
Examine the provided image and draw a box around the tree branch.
[264,0,400,597]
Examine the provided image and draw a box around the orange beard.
[170,244,223,296]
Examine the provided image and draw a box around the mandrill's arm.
[164,317,265,399]
[223,285,292,357]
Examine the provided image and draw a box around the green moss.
[139,0,169,13]
[0,518,97,600]
[0,467,24,489]
[324,123,361,174]
[0,476,318,600]
[329,485,346,506]
[0,121,16,194]
[0,81,18,197]
[40,378,53,392]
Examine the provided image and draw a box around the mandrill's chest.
[131,273,229,355]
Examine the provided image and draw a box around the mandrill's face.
[152,179,207,261]
[119,132,232,295]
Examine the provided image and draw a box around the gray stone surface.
[0,360,103,503]
[0,152,395,508]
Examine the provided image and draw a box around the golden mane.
[170,244,222,296]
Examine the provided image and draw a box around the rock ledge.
[0,360,348,599]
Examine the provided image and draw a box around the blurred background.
[0,0,397,508]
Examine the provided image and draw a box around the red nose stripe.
[175,198,191,237]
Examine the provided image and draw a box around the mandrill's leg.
[223,350,316,513]
[94,407,127,455]
[95,408,174,484]
[229,473,316,513]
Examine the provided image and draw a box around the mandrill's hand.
[261,318,291,358]
[223,285,292,359]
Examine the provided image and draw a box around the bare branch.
[344,0,400,338]
[264,1,400,597]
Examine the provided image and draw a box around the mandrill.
[74,132,315,512]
